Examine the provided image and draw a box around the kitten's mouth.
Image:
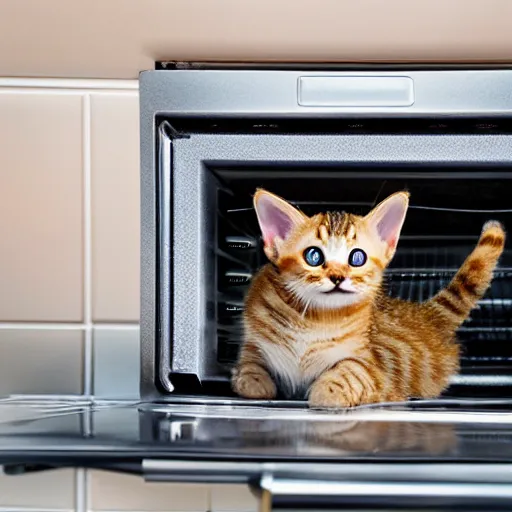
[324,287,355,295]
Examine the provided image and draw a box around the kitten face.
[275,212,386,309]
[253,189,409,311]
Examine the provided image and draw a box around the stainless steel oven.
[133,63,512,508]
[140,64,512,402]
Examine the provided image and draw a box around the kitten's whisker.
[301,295,314,318]
[286,280,308,310]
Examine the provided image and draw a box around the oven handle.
[258,473,512,511]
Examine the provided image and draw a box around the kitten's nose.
[329,275,345,286]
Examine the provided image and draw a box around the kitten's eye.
[349,248,367,267]
[303,246,325,267]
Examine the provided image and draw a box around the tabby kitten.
[231,188,506,408]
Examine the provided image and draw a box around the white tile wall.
[91,94,140,323]
[0,93,83,322]
[0,78,143,512]
[93,326,140,398]
[211,484,259,512]
[0,328,83,395]
[89,470,210,511]
[0,467,76,510]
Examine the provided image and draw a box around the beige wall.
[0,82,140,324]
[1,0,512,80]
[0,79,140,396]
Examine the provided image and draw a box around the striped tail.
[428,220,506,329]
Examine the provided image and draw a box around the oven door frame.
[142,118,512,399]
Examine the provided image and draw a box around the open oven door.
[2,397,512,511]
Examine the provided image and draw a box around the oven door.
[143,121,512,401]
[2,398,512,511]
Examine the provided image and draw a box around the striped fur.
[231,190,506,408]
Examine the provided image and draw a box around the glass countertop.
[0,395,512,472]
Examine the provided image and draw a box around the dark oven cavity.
[217,170,512,397]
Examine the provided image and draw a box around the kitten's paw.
[308,378,358,409]
[231,364,277,399]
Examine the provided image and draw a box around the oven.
[138,64,512,509]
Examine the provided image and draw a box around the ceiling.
[1,0,512,79]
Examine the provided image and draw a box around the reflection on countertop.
[0,395,511,466]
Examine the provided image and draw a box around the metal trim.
[143,459,512,483]
[140,68,512,117]
[260,474,512,510]
[157,123,173,393]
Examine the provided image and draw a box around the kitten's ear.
[254,189,306,261]
[365,191,409,254]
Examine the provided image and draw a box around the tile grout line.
[0,322,139,330]
[0,77,138,89]
[0,509,73,512]
[83,468,90,512]
[82,93,93,398]
[82,93,92,512]
[75,468,86,512]
[0,88,139,97]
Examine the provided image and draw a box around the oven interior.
[170,163,512,399]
